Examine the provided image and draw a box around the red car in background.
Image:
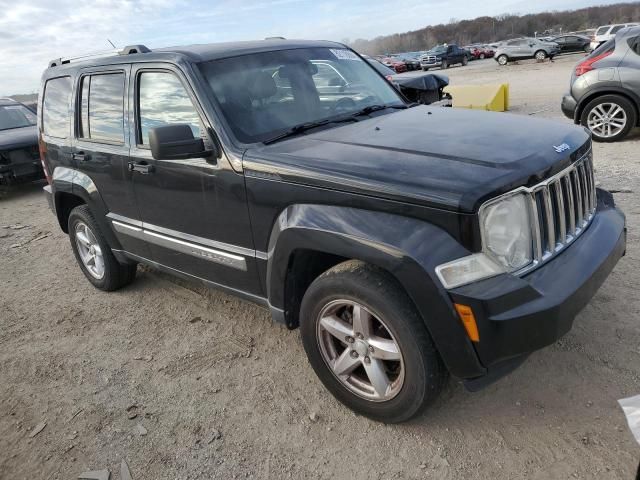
[379,57,408,73]
[469,45,495,59]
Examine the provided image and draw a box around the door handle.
[72,152,91,162]
[128,161,155,174]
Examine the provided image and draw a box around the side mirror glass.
[149,125,212,161]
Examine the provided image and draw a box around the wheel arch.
[266,204,486,379]
[575,88,640,125]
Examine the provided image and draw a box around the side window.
[610,25,624,34]
[313,63,344,87]
[42,77,72,139]
[137,71,201,145]
[629,36,640,55]
[79,72,125,143]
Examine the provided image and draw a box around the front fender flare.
[266,204,486,379]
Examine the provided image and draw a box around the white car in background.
[591,23,639,50]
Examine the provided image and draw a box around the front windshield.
[198,47,405,143]
[0,104,37,131]
[430,46,447,54]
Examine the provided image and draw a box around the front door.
[126,63,262,296]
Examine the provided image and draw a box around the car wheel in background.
[442,59,448,69]
[534,50,547,61]
[583,44,591,53]
[68,205,137,291]
[462,56,468,66]
[422,67,429,71]
[497,55,508,66]
[479,53,485,59]
[300,260,447,423]
[581,94,636,142]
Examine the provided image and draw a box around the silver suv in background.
[562,26,640,142]
[494,38,560,65]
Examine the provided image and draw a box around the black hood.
[0,125,38,151]
[243,106,591,212]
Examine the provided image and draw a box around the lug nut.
[368,345,374,353]
[364,356,371,364]
[345,336,355,343]
[356,333,364,340]
[350,351,359,359]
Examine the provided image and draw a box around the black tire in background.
[299,260,447,423]
[462,56,468,66]
[68,205,137,291]
[497,54,508,66]
[580,94,637,143]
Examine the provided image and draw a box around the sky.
[0,0,624,95]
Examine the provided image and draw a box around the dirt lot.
[1,54,639,480]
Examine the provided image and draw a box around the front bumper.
[420,61,442,68]
[43,184,55,214]
[561,93,578,121]
[450,189,625,382]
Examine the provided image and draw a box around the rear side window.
[42,77,72,138]
[596,26,610,35]
[137,71,202,145]
[79,72,125,144]
[629,36,640,55]
[610,25,625,34]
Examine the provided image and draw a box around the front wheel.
[497,54,508,66]
[422,67,429,71]
[581,94,636,142]
[68,205,137,291]
[462,56,468,66]
[300,261,447,423]
[534,50,547,61]
[441,60,448,69]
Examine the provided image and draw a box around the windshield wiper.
[263,117,358,145]
[350,104,408,117]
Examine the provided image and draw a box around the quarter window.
[79,73,125,143]
[137,71,202,145]
[629,36,640,55]
[42,77,72,138]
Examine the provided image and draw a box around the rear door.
[73,66,150,257]
[127,63,261,295]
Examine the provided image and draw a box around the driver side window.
[137,71,202,146]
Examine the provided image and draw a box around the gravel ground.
[1,54,639,480]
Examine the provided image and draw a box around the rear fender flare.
[266,204,486,378]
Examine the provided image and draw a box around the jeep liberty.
[39,40,626,423]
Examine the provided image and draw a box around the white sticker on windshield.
[329,49,360,61]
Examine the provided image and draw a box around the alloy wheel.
[535,50,546,61]
[587,102,627,138]
[74,221,105,279]
[316,299,404,402]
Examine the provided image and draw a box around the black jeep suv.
[39,40,626,423]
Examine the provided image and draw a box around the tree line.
[348,2,640,54]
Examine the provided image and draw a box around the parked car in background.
[495,38,560,65]
[591,23,639,51]
[468,45,495,59]
[420,44,468,70]
[392,54,420,71]
[562,27,640,142]
[552,35,592,53]
[0,97,42,185]
[380,56,407,73]
[363,55,449,105]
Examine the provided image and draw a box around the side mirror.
[149,124,212,160]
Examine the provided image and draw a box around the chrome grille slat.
[516,149,595,276]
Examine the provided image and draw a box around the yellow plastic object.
[443,84,510,112]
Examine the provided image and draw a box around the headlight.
[435,192,533,289]
[479,193,533,271]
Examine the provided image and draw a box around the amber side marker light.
[454,303,480,342]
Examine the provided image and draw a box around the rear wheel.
[497,54,508,66]
[581,94,636,142]
[300,261,447,423]
[68,205,137,291]
[479,53,485,59]
[462,56,468,66]
[534,50,547,61]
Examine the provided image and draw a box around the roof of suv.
[45,39,347,73]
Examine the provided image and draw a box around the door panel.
[127,63,262,295]
[73,66,150,257]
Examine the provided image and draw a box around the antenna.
[107,39,117,48]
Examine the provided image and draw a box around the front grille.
[528,149,596,267]
[421,55,437,62]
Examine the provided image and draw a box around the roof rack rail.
[48,44,151,68]
[265,36,286,40]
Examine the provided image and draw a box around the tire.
[422,67,429,71]
[583,44,591,53]
[580,94,636,143]
[479,53,485,59]
[534,50,547,61]
[299,260,447,423]
[442,59,448,69]
[68,205,137,291]
[462,56,468,66]
[497,54,508,66]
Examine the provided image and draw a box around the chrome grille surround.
[480,149,597,277]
